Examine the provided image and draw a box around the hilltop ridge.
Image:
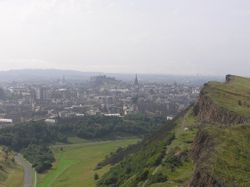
[194,75,250,124]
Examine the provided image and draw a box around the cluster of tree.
[56,114,167,139]
[0,114,167,173]
[0,121,65,152]
[22,144,55,173]
[0,122,60,173]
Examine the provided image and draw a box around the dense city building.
[0,75,200,124]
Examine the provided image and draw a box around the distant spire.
[134,74,139,86]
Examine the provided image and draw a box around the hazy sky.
[0,0,249,75]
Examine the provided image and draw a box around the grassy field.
[37,138,139,187]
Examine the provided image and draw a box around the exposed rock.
[225,74,233,83]
[190,130,212,161]
[194,94,249,125]
[189,130,226,187]
[190,170,226,187]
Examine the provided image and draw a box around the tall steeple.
[134,74,139,86]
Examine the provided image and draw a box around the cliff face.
[194,93,249,125]
[190,75,250,187]
[190,171,225,187]
[189,130,225,187]
[193,75,250,124]
[189,125,250,187]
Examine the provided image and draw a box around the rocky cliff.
[97,75,250,187]
[194,93,249,125]
[189,130,225,187]
[190,75,250,187]
[193,75,250,125]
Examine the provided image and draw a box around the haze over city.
[0,1,250,187]
[0,0,249,75]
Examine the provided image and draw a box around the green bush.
[149,173,168,184]
[94,173,99,180]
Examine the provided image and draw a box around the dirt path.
[15,154,35,187]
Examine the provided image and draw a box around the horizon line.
[0,68,225,77]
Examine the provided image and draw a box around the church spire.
[134,74,139,86]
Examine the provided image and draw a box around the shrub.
[94,173,99,180]
[149,173,168,184]
[136,169,149,182]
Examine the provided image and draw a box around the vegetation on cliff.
[97,108,198,187]
[190,125,250,187]
[97,75,250,187]
[195,75,250,123]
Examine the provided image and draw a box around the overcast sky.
[0,0,249,75]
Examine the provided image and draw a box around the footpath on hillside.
[15,154,36,187]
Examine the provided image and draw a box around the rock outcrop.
[193,93,249,125]
[190,171,226,187]
[193,75,250,125]
[189,130,225,187]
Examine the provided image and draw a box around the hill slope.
[0,147,23,187]
[97,75,250,187]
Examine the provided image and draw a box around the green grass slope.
[198,125,250,186]
[98,75,250,187]
[0,147,23,187]
[97,108,198,187]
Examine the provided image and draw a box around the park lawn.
[37,138,139,187]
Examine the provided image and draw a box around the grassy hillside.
[98,75,250,187]
[198,125,250,186]
[149,109,198,187]
[0,147,23,187]
[202,75,250,117]
[37,138,139,187]
[97,108,198,187]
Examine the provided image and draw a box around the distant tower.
[134,74,139,86]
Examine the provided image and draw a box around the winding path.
[15,154,36,187]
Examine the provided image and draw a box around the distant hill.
[0,69,223,84]
[97,75,250,187]
[0,69,98,82]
